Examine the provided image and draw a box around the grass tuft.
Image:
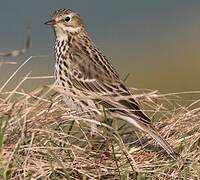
[0,57,199,179]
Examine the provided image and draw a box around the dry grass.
[0,25,30,58]
[0,57,200,179]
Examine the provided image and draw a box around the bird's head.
[45,9,84,39]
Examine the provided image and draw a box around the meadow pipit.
[45,9,178,159]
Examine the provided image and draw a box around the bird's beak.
[44,19,56,26]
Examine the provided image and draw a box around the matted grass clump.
[0,58,199,179]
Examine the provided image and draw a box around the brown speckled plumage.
[45,8,178,159]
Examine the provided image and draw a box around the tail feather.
[144,125,178,159]
[118,115,178,159]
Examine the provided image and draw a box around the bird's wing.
[69,47,151,124]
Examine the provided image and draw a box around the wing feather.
[69,47,151,124]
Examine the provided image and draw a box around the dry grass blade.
[0,62,17,65]
[0,58,199,179]
[0,25,31,57]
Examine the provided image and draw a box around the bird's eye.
[65,16,71,22]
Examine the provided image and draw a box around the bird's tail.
[144,125,178,159]
[118,115,178,159]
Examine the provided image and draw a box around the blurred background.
[0,0,200,93]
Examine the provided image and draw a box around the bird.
[45,8,178,159]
